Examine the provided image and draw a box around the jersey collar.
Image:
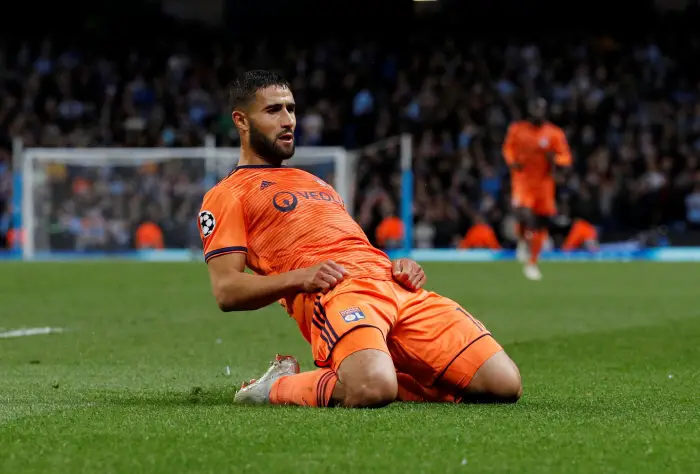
[230,164,285,175]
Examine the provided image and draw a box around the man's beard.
[249,123,295,162]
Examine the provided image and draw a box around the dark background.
[2,0,700,250]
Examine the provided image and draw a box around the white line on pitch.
[0,327,65,339]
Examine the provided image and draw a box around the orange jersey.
[198,164,393,339]
[502,121,572,189]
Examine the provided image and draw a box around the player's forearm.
[213,271,302,312]
[552,136,573,167]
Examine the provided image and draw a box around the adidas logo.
[260,180,275,190]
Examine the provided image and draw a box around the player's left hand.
[392,259,426,291]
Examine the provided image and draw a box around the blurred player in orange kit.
[199,70,522,408]
[503,98,573,280]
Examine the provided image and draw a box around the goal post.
[19,140,354,261]
[400,134,414,255]
[346,134,414,257]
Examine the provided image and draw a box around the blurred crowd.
[1,31,700,251]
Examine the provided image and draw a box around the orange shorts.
[309,279,502,388]
[512,180,556,217]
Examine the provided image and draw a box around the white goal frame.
[20,139,353,260]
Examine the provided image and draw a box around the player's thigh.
[516,207,536,228]
[515,198,537,226]
[311,283,395,371]
[533,211,553,231]
[533,193,556,222]
[513,190,534,214]
[388,291,502,390]
[533,209,556,229]
[312,284,398,406]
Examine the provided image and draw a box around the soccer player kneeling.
[199,70,522,407]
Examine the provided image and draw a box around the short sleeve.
[502,123,519,164]
[198,186,248,263]
[552,127,573,167]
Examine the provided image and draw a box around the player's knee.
[463,351,522,403]
[489,362,522,403]
[343,369,398,408]
[335,348,398,408]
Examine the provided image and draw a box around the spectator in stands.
[561,219,600,252]
[3,32,700,251]
[135,221,164,250]
[375,200,404,250]
[686,183,700,230]
[0,146,10,248]
[458,215,501,250]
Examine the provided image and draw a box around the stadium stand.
[1,13,700,251]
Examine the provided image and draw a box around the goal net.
[20,143,352,260]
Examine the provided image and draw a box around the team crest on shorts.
[340,307,365,323]
[199,210,216,237]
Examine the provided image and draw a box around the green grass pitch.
[1,262,698,473]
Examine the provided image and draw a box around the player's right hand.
[296,260,348,293]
